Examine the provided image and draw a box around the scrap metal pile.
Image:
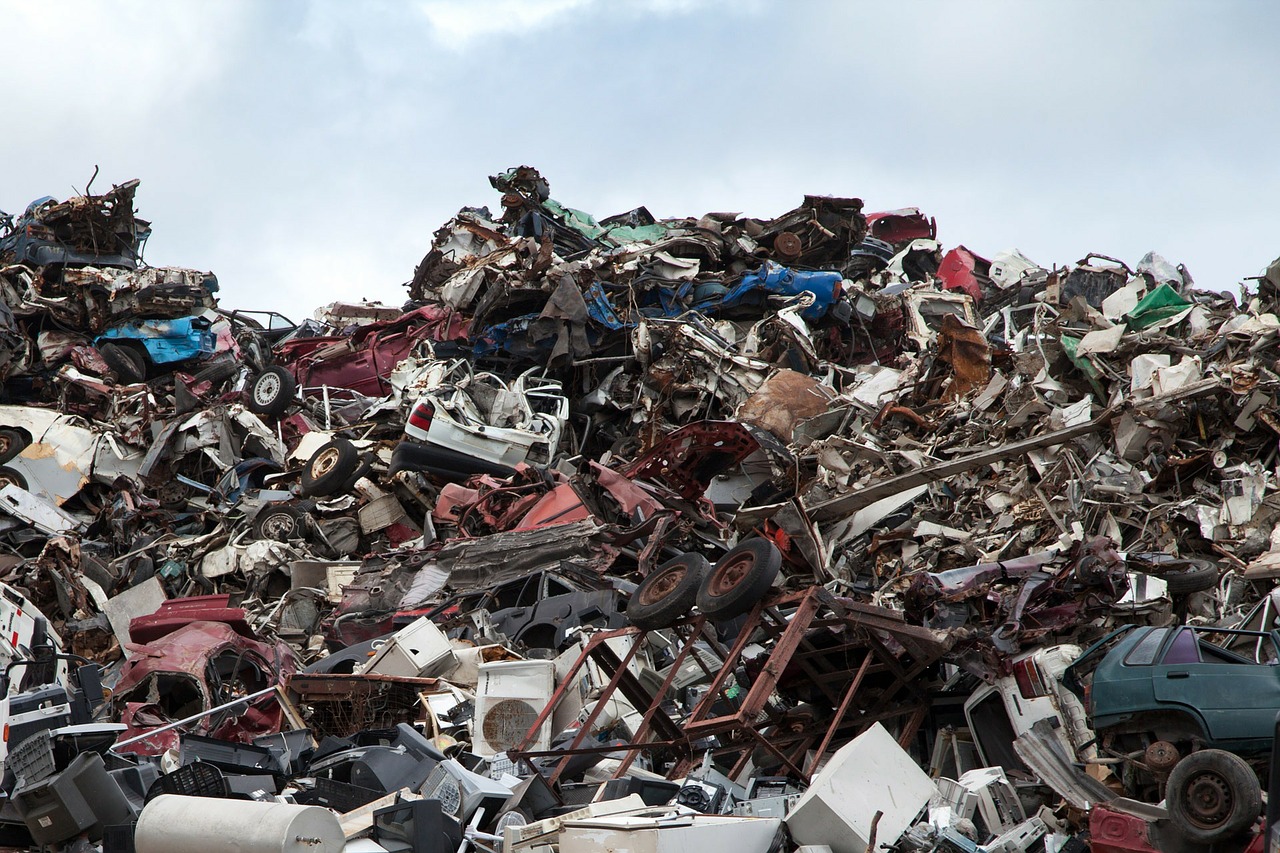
[0,170,1277,853]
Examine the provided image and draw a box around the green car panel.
[1065,624,1280,754]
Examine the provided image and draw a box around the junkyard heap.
[0,170,1277,853]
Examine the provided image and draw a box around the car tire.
[301,439,359,497]
[0,467,28,491]
[248,366,297,417]
[100,342,147,384]
[627,553,710,630]
[0,430,28,464]
[252,505,309,541]
[1166,749,1261,843]
[697,538,782,620]
[192,360,239,387]
[342,460,374,491]
[1156,559,1220,596]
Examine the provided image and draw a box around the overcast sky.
[2,0,1276,317]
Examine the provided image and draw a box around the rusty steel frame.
[509,586,947,783]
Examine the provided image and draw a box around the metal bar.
[110,685,278,751]
[611,617,707,779]
[806,652,872,776]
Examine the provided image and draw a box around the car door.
[1151,626,1280,747]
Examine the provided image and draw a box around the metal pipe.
[110,684,279,750]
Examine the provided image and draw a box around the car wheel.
[627,553,710,630]
[252,505,308,541]
[247,366,297,417]
[192,360,239,387]
[342,459,374,491]
[1166,749,1261,843]
[151,479,192,511]
[0,467,28,491]
[1156,559,1220,596]
[0,429,28,464]
[697,538,782,620]
[99,342,147,384]
[301,439,359,497]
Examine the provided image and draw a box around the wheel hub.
[639,566,685,605]
[313,447,340,477]
[255,373,280,403]
[710,554,753,596]
[261,513,296,538]
[1184,771,1233,827]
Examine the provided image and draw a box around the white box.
[361,616,457,678]
[785,723,935,853]
[561,809,781,853]
[473,659,556,756]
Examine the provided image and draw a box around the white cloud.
[0,0,252,121]
[416,0,593,46]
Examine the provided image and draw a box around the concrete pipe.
[135,794,345,853]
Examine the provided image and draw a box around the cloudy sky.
[1,1,1275,316]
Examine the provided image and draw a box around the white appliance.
[361,616,457,678]
[561,807,781,853]
[785,723,936,853]
[473,660,556,757]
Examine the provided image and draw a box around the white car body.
[0,405,144,506]
[404,362,569,467]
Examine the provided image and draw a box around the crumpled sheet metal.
[5,167,1280,850]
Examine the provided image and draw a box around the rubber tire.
[343,460,374,491]
[301,439,359,497]
[1165,748,1261,844]
[0,430,28,464]
[252,505,308,541]
[100,342,147,384]
[1156,559,1220,596]
[192,360,239,386]
[0,467,28,491]
[248,366,297,417]
[627,553,710,630]
[697,538,782,620]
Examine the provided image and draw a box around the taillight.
[407,401,435,433]
[1012,658,1048,699]
[1083,682,1093,714]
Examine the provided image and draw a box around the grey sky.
[2,0,1276,317]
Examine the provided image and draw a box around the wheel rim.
[0,474,17,488]
[255,373,280,404]
[1183,771,1234,829]
[312,446,342,479]
[0,435,12,456]
[154,481,189,505]
[708,552,755,597]
[639,565,686,606]
[260,512,296,538]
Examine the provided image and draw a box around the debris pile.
[0,169,1278,852]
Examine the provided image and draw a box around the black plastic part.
[294,777,385,812]
[11,752,135,845]
[144,762,231,802]
[372,799,462,853]
[180,733,283,775]
[597,776,682,806]
[389,440,516,482]
[102,821,138,853]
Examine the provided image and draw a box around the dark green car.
[1064,624,1280,755]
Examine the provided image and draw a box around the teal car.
[1064,624,1280,755]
